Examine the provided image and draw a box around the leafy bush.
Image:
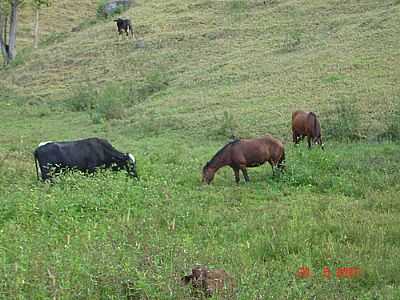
[96,0,132,18]
[324,99,361,141]
[96,0,109,18]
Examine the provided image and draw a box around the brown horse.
[202,135,285,184]
[292,110,324,149]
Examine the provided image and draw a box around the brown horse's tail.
[309,112,320,139]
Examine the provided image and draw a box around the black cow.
[33,138,138,181]
[114,17,134,37]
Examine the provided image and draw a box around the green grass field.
[1,0,400,298]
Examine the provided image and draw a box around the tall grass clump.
[128,71,169,106]
[211,111,238,140]
[281,31,302,53]
[66,74,169,124]
[65,84,97,112]
[324,99,361,141]
[90,83,128,123]
[382,100,400,142]
[229,0,248,13]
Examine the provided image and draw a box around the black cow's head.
[126,153,138,179]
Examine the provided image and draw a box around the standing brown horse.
[202,135,285,184]
[292,110,324,149]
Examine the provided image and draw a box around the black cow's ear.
[181,275,192,285]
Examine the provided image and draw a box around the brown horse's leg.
[272,165,277,176]
[241,168,250,182]
[307,135,312,149]
[293,131,299,144]
[232,167,240,184]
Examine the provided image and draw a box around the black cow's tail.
[128,23,134,38]
[34,150,40,181]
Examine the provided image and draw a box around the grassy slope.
[6,0,98,50]
[0,0,400,298]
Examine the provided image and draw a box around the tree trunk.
[8,0,18,61]
[0,11,9,64]
[3,12,7,45]
[33,7,39,48]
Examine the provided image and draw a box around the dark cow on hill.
[33,138,138,181]
[114,17,134,38]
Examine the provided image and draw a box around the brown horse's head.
[315,136,324,149]
[202,162,215,184]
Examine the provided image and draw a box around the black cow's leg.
[41,165,51,181]
[307,136,311,149]
[242,168,250,182]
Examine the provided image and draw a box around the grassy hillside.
[7,0,98,51]
[0,0,400,298]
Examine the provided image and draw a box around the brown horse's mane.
[205,139,240,168]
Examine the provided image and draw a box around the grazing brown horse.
[292,110,324,149]
[202,135,285,184]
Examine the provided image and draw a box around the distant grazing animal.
[34,138,138,181]
[292,110,324,149]
[182,266,236,298]
[114,17,134,38]
[202,135,285,184]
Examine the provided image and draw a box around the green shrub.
[324,99,361,141]
[96,0,130,19]
[96,0,109,18]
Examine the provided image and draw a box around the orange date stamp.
[296,266,361,279]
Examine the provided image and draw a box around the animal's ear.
[181,274,192,285]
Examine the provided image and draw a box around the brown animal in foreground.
[182,266,236,298]
[202,135,285,184]
[292,110,324,149]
